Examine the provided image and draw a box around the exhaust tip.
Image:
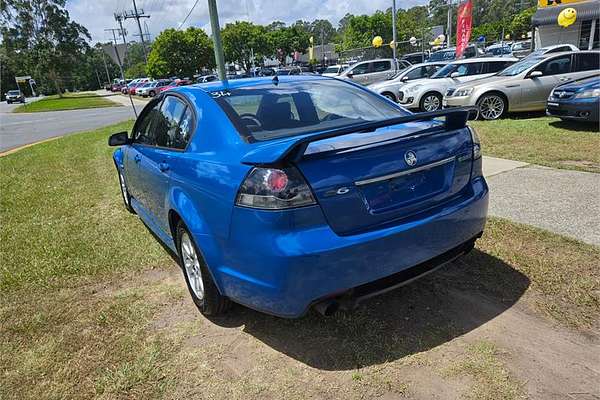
[314,300,340,317]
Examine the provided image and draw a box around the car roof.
[451,56,518,64]
[176,75,333,94]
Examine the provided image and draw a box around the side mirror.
[529,70,543,78]
[450,72,460,78]
[346,72,353,79]
[108,131,130,146]
[401,76,409,82]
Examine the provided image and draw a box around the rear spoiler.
[241,107,476,167]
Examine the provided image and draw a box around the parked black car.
[5,89,25,104]
[547,75,599,123]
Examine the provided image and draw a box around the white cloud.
[67,0,428,44]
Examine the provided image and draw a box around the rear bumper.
[216,177,489,318]
[546,98,599,122]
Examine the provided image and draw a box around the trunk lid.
[296,121,473,235]
[240,109,475,235]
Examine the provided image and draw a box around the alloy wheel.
[422,94,441,112]
[479,95,505,120]
[181,232,205,300]
[118,171,130,207]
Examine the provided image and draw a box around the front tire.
[176,222,230,316]
[149,90,155,97]
[420,92,442,112]
[477,93,506,120]
[381,92,397,102]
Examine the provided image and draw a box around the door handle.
[158,162,170,172]
[558,77,570,82]
[134,154,141,163]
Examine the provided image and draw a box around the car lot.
[1,56,598,400]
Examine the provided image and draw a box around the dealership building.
[532,0,599,50]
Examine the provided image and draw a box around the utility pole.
[101,50,111,82]
[123,0,150,64]
[105,28,125,80]
[321,28,325,65]
[114,14,129,68]
[208,0,226,81]
[94,69,102,89]
[447,0,452,47]
[392,0,397,69]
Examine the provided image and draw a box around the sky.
[67,0,428,44]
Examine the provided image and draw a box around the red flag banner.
[456,0,473,59]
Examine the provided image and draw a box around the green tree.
[1,0,90,96]
[146,27,213,78]
[125,62,147,79]
[221,21,270,71]
[268,23,316,62]
[310,19,337,43]
[510,7,536,39]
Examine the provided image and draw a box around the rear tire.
[176,221,230,316]
[419,92,442,112]
[477,93,506,120]
[117,168,135,214]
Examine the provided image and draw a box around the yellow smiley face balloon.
[372,36,383,48]
[557,7,577,28]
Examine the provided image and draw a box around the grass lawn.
[472,115,600,173]
[13,92,121,113]
[1,123,599,399]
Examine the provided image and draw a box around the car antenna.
[272,75,279,85]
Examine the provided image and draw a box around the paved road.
[487,165,600,246]
[0,94,142,152]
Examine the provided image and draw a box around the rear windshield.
[429,50,455,62]
[212,79,407,142]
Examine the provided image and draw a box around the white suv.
[338,58,411,85]
[397,57,517,112]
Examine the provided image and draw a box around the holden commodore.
[108,76,488,318]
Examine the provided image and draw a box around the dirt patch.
[559,160,600,173]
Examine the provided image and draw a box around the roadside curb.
[0,136,61,157]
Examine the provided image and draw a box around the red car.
[158,79,193,93]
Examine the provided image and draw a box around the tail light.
[236,167,316,210]
[468,126,481,160]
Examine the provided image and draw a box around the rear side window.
[487,61,512,73]
[405,67,426,80]
[575,53,600,72]
[154,96,188,149]
[454,62,483,76]
[134,101,162,145]
[372,61,391,72]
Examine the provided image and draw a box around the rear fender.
[168,187,226,293]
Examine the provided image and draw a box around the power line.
[179,0,200,30]
[122,0,150,63]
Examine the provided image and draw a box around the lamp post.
[208,0,227,81]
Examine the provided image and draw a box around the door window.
[454,62,483,77]
[154,96,188,148]
[405,67,426,80]
[536,55,572,75]
[350,62,369,75]
[574,53,600,72]
[372,61,391,72]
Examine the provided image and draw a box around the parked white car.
[397,57,517,111]
[366,62,447,102]
[321,64,349,77]
[338,58,412,85]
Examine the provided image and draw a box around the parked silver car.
[443,51,599,120]
[366,62,447,102]
[398,57,517,112]
[338,58,411,85]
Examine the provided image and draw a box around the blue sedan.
[547,75,600,122]
[109,76,489,318]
